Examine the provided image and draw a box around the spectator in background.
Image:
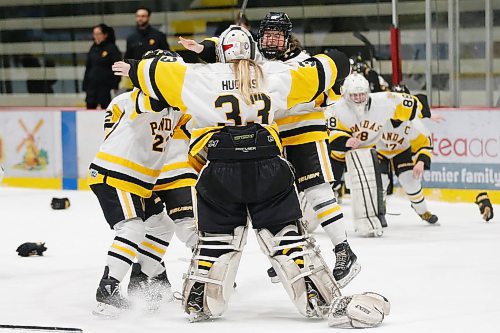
[125,7,170,60]
[83,24,121,109]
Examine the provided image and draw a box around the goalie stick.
[0,325,83,332]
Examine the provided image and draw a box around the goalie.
[325,73,431,237]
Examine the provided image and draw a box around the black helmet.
[142,49,179,59]
[391,84,410,94]
[350,55,369,74]
[258,12,292,59]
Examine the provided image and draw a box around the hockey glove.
[475,192,494,222]
[16,242,47,257]
[51,197,70,210]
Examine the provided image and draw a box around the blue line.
[61,112,78,190]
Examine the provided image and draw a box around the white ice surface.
[1,187,499,333]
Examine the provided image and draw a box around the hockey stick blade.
[386,212,401,216]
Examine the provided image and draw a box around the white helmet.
[341,73,370,115]
[216,25,256,63]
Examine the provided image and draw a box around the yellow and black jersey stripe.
[328,118,352,161]
[411,133,433,169]
[276,112,328,146]
[87,163,156,198]
[153,173,198,192]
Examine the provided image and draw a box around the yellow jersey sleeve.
[287,51,349,109]
[131,56,188,112]
[392,92,423,122]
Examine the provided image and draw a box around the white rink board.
[0,111,62,178]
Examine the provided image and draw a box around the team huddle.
[87,11,441,328]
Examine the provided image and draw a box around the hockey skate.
[127,263,148,297]
[185,282,210,322]
[419,211,439,224]
[93,267,129,318]
[128,263,173,311]
[333,241,361,288]
[304,277,329,318]
[147,269,174,310]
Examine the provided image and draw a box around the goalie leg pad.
[256,223,341,318]
[182,225,248,319]
[345,148,386,237]
[137,211,175,277]
[328,293,390,328]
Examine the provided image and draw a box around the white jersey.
[131,53,344,156]
[88,90,184,197]
[377,118,433,163]
[325,91,424,161]
[274,51,331,146]
[154,116,198,192]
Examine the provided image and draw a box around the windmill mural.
[14,119,49,170]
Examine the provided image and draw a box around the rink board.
[0,107,499,202]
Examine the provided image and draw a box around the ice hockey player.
[325,73,431,236]
[114,25,390,327]
[179,11,359,288]
[89,49,196,317]
[377,109,438,224]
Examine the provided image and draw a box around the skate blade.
[187,310,210,323]
[369,229,384,237]
[337,262,362,288]
[92,302,123,319]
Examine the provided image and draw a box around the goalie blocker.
[345,148,387,237]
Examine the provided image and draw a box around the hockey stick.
[240,0,249,17]
[0,325,82,332]
[386,212,401,216]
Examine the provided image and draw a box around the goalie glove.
[475,192,494,222]
[16,242,47,257]
[51,197,70,210]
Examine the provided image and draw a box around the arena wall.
[0,108,498,202]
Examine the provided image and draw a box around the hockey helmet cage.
[258,12,292,59]
[216,25,256,63]
[341,73,370,114]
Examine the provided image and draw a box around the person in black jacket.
[124,7,170,60]
[83,24,121,109]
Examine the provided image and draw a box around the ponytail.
[232,59,264,105]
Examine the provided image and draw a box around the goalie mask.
[258,12,292,60]
[341,73,370,115]
[216,25,256,63]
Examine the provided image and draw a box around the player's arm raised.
[286,50,350,109]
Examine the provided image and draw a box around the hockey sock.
[137,211,175,277]
[107,218,145,281]
[304,183,346,246]
[398,170,428,215]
